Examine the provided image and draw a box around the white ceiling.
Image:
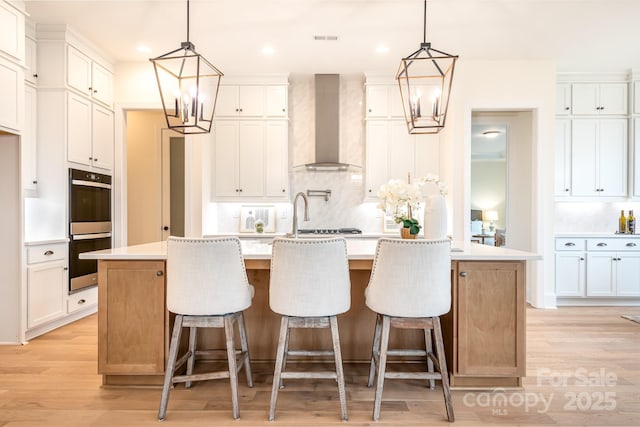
[24,0,640,75]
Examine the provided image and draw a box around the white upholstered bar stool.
[158,236,254,421]
[365,238,454,422]
[268,237,351,421]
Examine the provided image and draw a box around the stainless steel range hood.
[304,74,358,171]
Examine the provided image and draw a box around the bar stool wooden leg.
[224,315,240,420]
[330,315,348,421]
[279,325,290,389]
[238,313,253,388]
[368,313,382,387]
[269,316,289,421]
[158,315,183,421]
[424,327,435,390]
[185,326,197,389]
[433,316,454,422]
[372,314,391,421]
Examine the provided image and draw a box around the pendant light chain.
[423,0,427,44]
[186,0,190,44]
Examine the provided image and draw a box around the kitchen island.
[83,239,539,389]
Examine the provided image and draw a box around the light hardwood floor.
[0,306,639,426]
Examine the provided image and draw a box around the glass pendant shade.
[151,43,222,134]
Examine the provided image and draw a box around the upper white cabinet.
[0,1,25,63]
[24,34,37,84]
[264,121,289,197]
[67,45,113,106]
[634,118,640,198]
[556,83,572,115]
[0,58,22,132]
[22,84,37,193]
[634,81,640,115]
[366,84,404,118]
[365,120,439,197]
[571,83,628,116]
[554,119,571,196]
[67,92,113,171]
[215,85,287,118]
[571,119,627,197]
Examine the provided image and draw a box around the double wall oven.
[68,168,112,293]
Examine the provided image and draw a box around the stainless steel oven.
[68,168,112,293]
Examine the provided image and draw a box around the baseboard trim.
[25,305,97,341]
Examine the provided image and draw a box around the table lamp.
[484,210,499,232]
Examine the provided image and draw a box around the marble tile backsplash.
[555,202,640,234]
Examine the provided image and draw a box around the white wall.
[471,160,506,229]
[440,59,557,308]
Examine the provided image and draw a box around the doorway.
[470,111,533,252]
[126,111,185,245]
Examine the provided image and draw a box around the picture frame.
[382,213,402,234]
[240,205,276,233]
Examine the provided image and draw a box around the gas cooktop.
[297,228,363,235]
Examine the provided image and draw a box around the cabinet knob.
[239,108,243,112]
[77,299,86,305]
[565,242,575,247]
[368,109,372,112]
[44,250,54,256]
[93,158,98,162]
[63,267,69,271]
[239,189,243,192]
[235,189,239,192]
[282,189,285,192]
[564,107,569,110]
[580,257,584,261]
[626,243,637,247]
[564,188,569,192]
[596,242,607,247]
[282,108,285,112]
[368,189,372,193]
[33,73,38,78]
[89,157,93,161]
[157,271,164,276]
[93,89,98,94]
[235,108,239,112]
[88,86,92,91]
[459,272,468,277]
[163,226,169,231]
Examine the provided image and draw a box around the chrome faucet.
[291,192,309,238]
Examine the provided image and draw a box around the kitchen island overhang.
[82,239,540,388]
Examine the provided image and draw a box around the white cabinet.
[366,85,404,118]
[556,236,640,302]
[214,121,264,197]
[67,286,98,314]
[0,1,25,63]
[571,83,628,116]
[67,45,113,106]
[554,119,571,196]
[265,121,289,197]
[634,118,640,198]
[634,81,640,115]
[571,119,627,197]
[67,92,113,171]
[215,85,287,118]
[365,120,439,197]
[555,252,586,297]
[24,35,37,84]
[0,57,22,132]
[556,83,572,115]
[26,242,67,329]
[22,84,37,193]
[213,119,289,199]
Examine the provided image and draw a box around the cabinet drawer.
[555,238,586,251]
[587,238,640,251]
[67,287,97,314]
[27,243,67,264]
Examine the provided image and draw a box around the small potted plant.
[396,215,422,239]
[254,219,264,233]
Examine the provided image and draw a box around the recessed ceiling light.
[375,44,389,54]
[137,44,151,54]
[482,130,501,138]
[261,46,276,55]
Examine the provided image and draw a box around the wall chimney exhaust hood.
[304,74,359,172]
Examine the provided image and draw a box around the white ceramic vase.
[423,194,447,239]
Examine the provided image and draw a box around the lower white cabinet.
[555,236,640,302]
[67,286,98,314]
[26,243,68,329]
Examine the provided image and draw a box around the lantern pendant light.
[150,0,223,134]
[396,0,458,134]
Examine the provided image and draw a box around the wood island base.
[97,258,526,389]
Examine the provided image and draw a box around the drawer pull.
[626,243,637,247]
[580,257,584,261]
[596,243,607,247]
[77,299,86,305]
[564,242,575,247]
[157,271,164,277]
[459,272,468,277]
[44,250,54,256]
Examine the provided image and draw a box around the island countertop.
[81,238,540,261]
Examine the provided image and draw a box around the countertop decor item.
[396,0,458,134]
[150,0,223,134]
[240,205,275,233]
[378,174,423,236]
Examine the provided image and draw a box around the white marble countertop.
[81,238,541,262]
